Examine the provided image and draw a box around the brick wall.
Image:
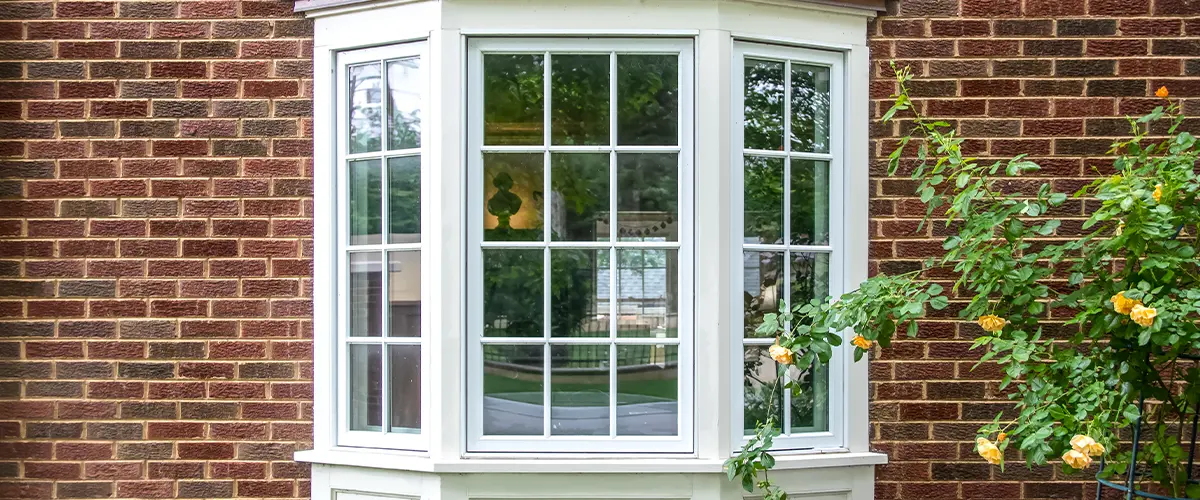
[867,0,1199,499]
[0,1,314,498]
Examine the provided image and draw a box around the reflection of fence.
[483,344,679,371]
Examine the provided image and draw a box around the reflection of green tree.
[744,157,783,243]
[744,60,784,150]
[617,55,678,145]
[483,54,544,145]
[388,158,420,240]
[389,108,420,150]
[790,65,830,153]
[350,161,381,239]
[551,55,609,145]
[481,246,601,356]
[552,154,607,241]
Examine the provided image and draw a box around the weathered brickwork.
[868,0,1199,498]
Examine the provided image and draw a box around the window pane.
[550,344,609,435]
[616,345,677,436]
[349,344,382,431]
[388,345,420,433]
[790,63,830,154]
[349,252,382,338]
[743,156,784,245]
[551,249,606,338]
[551,54,609,146]
[790,160,830,246]
[742,251,783,339]
[788,360,828,433]
[743,345,782,435]
[387,251,420,337]
[349,159,382,245]
[616,153,677,241]
[388,156,420,244]
[790,252,831,307]
[484,54,545,146]
[482,249,543,338]
[616,249,677,338]
[616,54,677,146]
[349,63,382,154]
[484,153,544,241]
[483,344,545,435]
[551,153,610,242]
[744,58,784,151]
[387,57,421,150]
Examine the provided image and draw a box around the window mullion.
[607,50,619,439]
[542,51,553,439]
[781,59,793,436]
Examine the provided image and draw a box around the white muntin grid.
[466,38,695,453]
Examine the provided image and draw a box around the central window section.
[466,38,694,453]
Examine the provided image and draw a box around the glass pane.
[483,344,545,435]
[483,54,545,146]
[349,344,382,431]
[551,54,609,146]
[349,159,382,245]
[388,345,420,433]
[388,156,420,244]
[349,63,382,154]
[387,57,421,150]
[616,344,677,436]
[790,63,830,154]
[744,58,784,151]
[349,252,382,337]
[551,153,609,242]
[743,156,784,245]
[483,153,544,241]
[550,344,610,435]
[551,249,606,338]
[482,249,543,338]
[790,160,830,246]
[788,360,828,433]
[616,153,677,241]
[616,249,677,338]
[742,251,783,339]
[790,252,831,307]
[743,345,782,435]
[387,251,420,337]
[616,54,678,146]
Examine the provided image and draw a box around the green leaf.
[929,295,949,310]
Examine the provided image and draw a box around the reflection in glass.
[744,58,784,151]
[743,156,784,244]
[349,63,382,154]
[388,344,421,432]
[551,249,605,338]
[742,251,783,339]
[483,54,545,146]
[349,252,381,337]
[387,251,420,337]
[617,54,678,146]
[483,153,544,241]
[743,345,782,435]
[789,360,828,432]
[790,63,830,154]
[483,344,544,435]
[388,156,420,244]
[615,249,677,338]
[349,159,382,245]
[616,154,677,241]
[349,344,382,430]
[551,153,609,242]
[387,57,421,151]
[550,344,609,435]
[551,54,609,145]
[616,345,677,436]
[790,160,830,246]
[482,249,543,338]
[790,252,831,307]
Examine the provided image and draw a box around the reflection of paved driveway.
[483,395,678,436]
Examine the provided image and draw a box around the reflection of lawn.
[484,375,677,406]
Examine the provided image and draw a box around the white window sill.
[294,448,887,474]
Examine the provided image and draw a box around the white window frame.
[729,41,847,452]
[464,37,696,454]
[335,41,431,451]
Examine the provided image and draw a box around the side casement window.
[732,42,846,451]
[466,38,695,453]
[336,42,428,450]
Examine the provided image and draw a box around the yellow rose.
[996,432,1007,443]
[768,344,793,365]
[977,315,1006,333]
[1156,86,1169,99]
[1110,292,1140,315]
[1062,449,1092,469]
[1069,435,1095,451]
[1153,184,1164,202]
[975,438,1002,465]
[1130,304,1157,327]
[851,335,872,350]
